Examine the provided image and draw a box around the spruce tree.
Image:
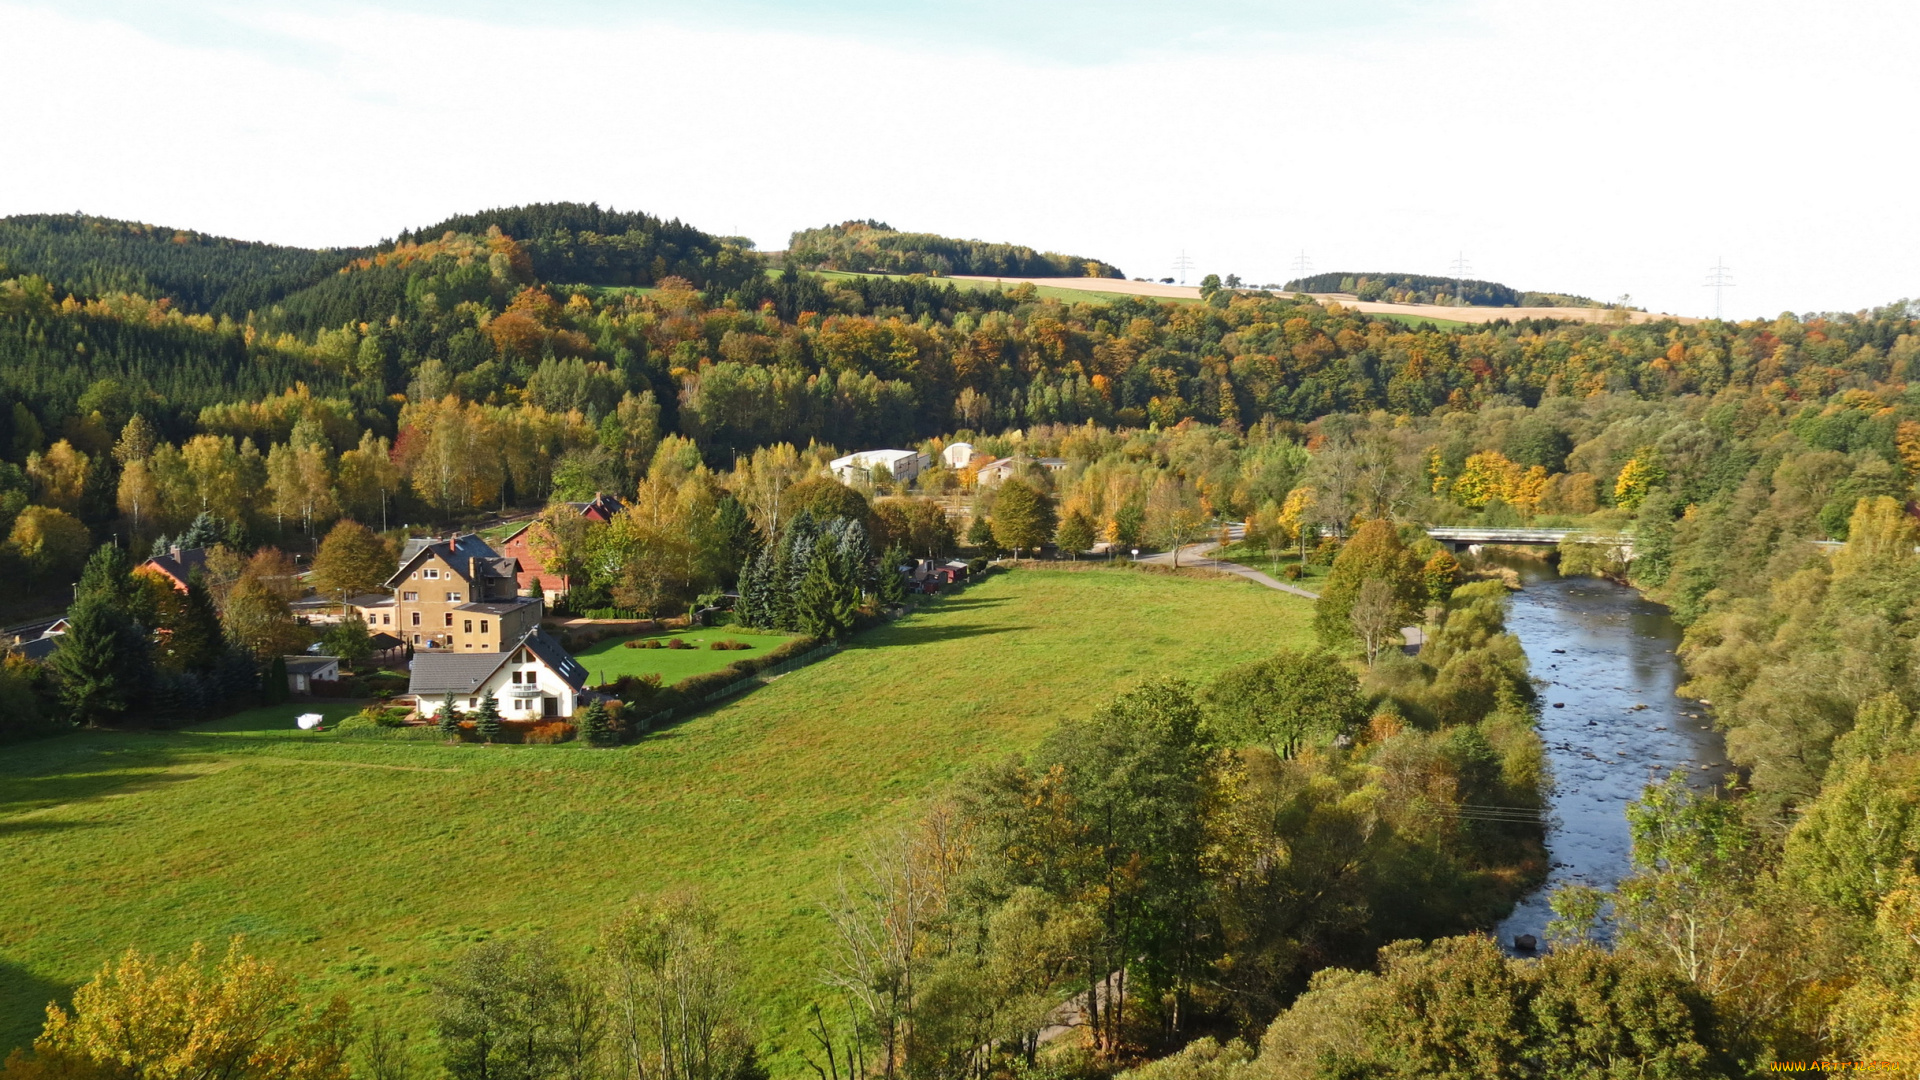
[439,693,463,741]
[52,545,152,726]
[474,691,503,744]
[878,544,911,607]
[167,576,225,672]
[581,700,614,747]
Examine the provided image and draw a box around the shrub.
[335,714,378,734]
[710,639,752,651]
[525,721,574,745]
[636,639,664,649]
[1284,564,1304,581]
[966,556,989,574]
[666,638,694,650]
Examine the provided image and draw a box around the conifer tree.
[581,700,614,747]
[474,691,503,743]
[878,543,911,606]
[439,692,462,741]
[51,545,152,726]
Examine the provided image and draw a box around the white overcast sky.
[1,0,1915,319]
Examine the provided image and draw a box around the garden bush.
[666,638,694,650]
[524,721,575,745]
[710,639,752,651]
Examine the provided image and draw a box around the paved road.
[1134,526,1322,601]
[1134,527,1427,649]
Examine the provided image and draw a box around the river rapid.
[1488,555,1732,950]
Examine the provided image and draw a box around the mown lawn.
[0,568,1313,1074]
[571,629,804,685]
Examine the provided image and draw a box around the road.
[1133,526,1321,601]
[1133,526,1426,649]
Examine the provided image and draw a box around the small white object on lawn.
[296,712,324,730]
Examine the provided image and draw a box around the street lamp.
[1130,548,1139,561]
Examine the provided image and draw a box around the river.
[1488,555,1732,950]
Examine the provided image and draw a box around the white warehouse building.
[829,449,929,485]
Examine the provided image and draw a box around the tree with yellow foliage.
[0,939,351,1080]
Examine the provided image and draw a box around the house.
[499,525,568,596]
[829,449,928,486]
[409,628,591,720]
[6,617,68,662]
[976,456,1068,485]
[941,442,975,470]
[497,495,625,595]
[378,534,542,651]
[570,492,625,522]
[284,655,341,695]
[138,545,209,593]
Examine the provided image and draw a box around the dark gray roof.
[519,628,589,689]
[284,655,339,675]
[386,534,502,589]
[479,556,520,578]
[12,636,58,662]
[369,632,404,650]
[142,546,209,585]
[456,597,542,616]
[406,628,586,697]
[408,652,511,696]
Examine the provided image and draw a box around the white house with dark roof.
[408,628,591,720]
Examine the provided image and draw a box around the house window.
[480,620,489,633]
[468,698,477,708]
[413,634,421,644]
[403,591,418,601]
[366,613,376,624]
[463,620,473,633]
[410,572,418,580]
[382,614,391,625]
[425,568,440,579]
[411,612,421,627]
[444,613,454,627]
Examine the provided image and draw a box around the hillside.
[785,220,1122,278]
[1284,270,1608,309]
[0,569,1317,1071]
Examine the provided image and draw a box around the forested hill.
[0,214,355,318]
[1286,270,1604,309]
[785,220,1123,278]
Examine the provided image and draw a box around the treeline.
[786,220,1122,279]
[0,212,355,317]
[1283,270,1605,309]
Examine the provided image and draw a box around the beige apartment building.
[351,534,542,652]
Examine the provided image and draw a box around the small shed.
[284,655,341,695]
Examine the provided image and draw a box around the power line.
[1171,250,1195,286]
[1447,251,1473,306]
[1704,257,1735,320]
[1288,249,1313,284]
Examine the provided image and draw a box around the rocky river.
[1490,557,1733,950]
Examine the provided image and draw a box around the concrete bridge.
[1425,526,1636,559]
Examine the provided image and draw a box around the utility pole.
[1288,250,1313,287]
[1171,250,1195,286]
[1449,251,1472,305]
[1704,257,1735,320]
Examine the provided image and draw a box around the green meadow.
[0,568,1313,1074]
[571,628,805,685]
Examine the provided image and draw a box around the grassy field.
[1210,543,1334,590]
[810,269,1195,306]
[0,568,1313,1074]
[571,628,804,684]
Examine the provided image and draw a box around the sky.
[1,0,1916,319]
